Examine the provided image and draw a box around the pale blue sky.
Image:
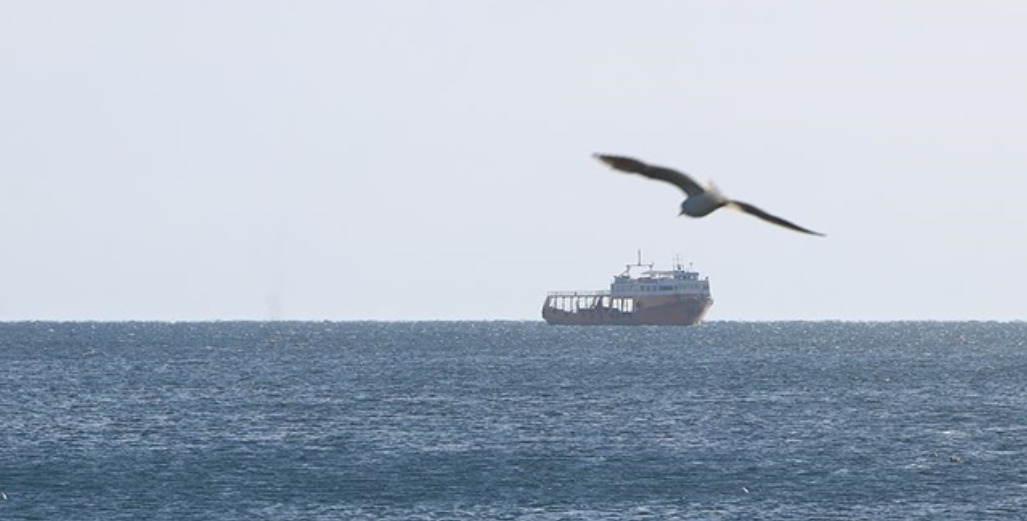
[2,1,1026,321]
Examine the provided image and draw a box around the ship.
[542,253,713,326]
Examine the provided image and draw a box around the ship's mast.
[624,249,655,276]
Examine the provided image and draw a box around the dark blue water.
[1,322,1025,519]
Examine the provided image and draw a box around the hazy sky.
[3,1,1026,321]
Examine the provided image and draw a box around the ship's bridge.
[610,265,710,298]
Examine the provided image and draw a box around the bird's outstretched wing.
[730,201,825,236]
[594,154,704,196]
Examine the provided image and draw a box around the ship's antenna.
[637,249,642,266]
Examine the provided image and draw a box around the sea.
[1,321,1025,520]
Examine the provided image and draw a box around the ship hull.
[542,296,712,326]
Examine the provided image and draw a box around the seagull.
[594,154,825,236]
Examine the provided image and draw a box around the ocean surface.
[1,321,1026,520]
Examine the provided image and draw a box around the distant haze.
[2,1,1026,321]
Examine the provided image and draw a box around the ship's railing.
[547,290,611,297]
[544,291,634,314]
